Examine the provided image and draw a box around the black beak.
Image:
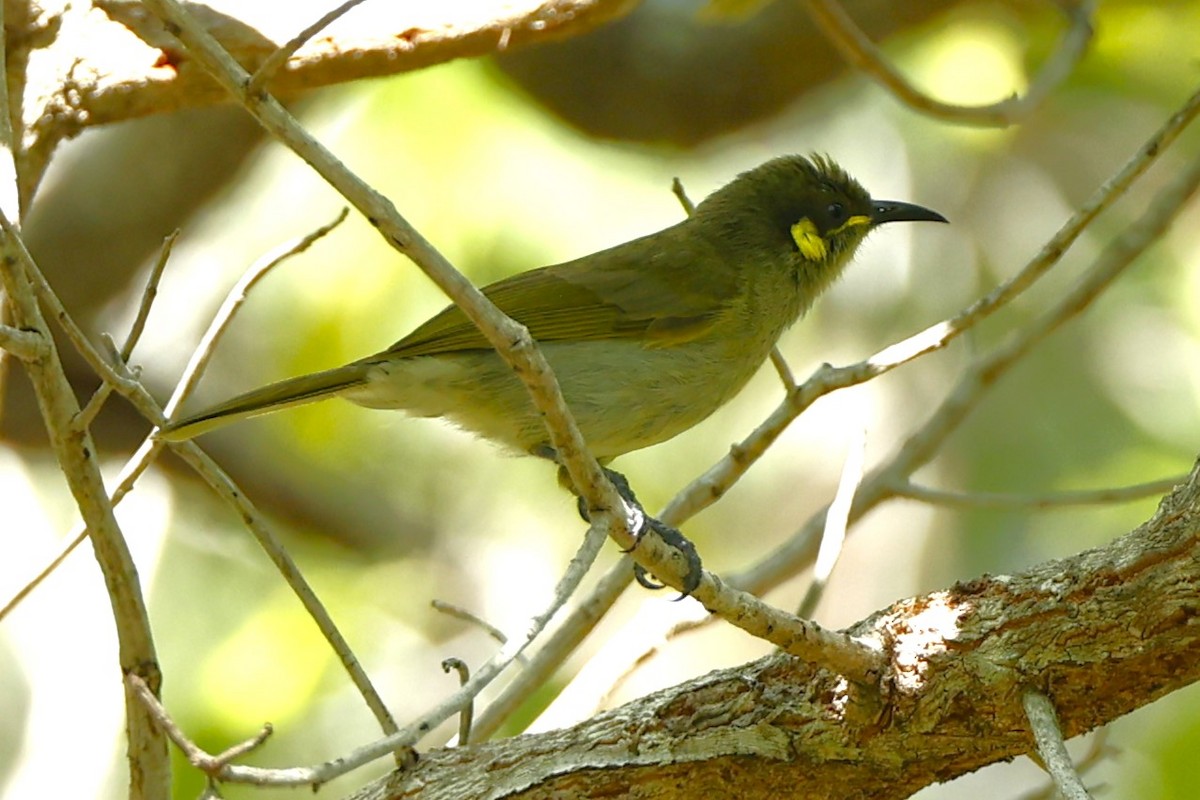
[870,199,948,225]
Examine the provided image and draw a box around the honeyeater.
[158,154,945,590]
[160,154,944,452]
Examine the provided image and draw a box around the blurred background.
[2,0,1200,797]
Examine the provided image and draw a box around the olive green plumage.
[158,154,945,459]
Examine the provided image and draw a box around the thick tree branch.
[3,1,638,203]
[347,459,1200,800]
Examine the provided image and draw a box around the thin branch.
[165,208,350,423]
[0,214,354,642]
[0,322,45,360]
[74,334,127,431]
[155,210,412,748]
[471,555,635,740]
[0,208,410,768]
[178,443,407,749]
[246,0,371,95]
[74,231,176,432]
[803,0,1095,126]
[526,589,712,735]
[210,725,277,768]
[123,229,178,362]
[796,424,865,619]
[892,475,1185,510]
[0,215,169,797]
[768,348,797,390]
[1018,730,1114,800]
[85,1,637,124]
[127,672,275,775]
[1022,689,1094,800]
[430,600,511,648]
[174,518,609,787]
[670,176,695,216]
[441,658,474,746]
[0,512,86,620]
[0,216,342,613]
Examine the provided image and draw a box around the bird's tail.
[156,364,370,442]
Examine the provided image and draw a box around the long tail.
[157,364,371,442]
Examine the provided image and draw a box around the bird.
[159,154,945,592]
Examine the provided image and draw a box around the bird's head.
[694,154,947,295]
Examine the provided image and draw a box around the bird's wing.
[381,226,739,359]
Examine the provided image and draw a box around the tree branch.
[346,456,1200,799]
[0,217,169,797]
[803,0,1094,126]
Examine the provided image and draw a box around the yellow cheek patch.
[838,214,871,232]
[790,218,827,261]
[791,215,872,262]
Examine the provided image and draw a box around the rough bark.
[346,460,1200,799]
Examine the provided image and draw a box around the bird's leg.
[568,466,703,597]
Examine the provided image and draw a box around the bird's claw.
[576,468,703,598]
[632,515,703,599]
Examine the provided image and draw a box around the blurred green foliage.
[137,2,1200,796]
[4,1,1200,798]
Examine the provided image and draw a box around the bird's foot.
[576,468,703,598]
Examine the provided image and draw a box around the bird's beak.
[870,199,948,226]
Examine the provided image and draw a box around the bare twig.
[123,230,179,362]
[160,518,608,787]
[703,575,884,678]
[127,672,275,774]
[670,176,696,215]
[768,348,797,390]
[246,0,371,95]
[0,207,409,768]
[74,230,178,432]
[892,475,1185,510]
[178,439,411,754]
[1018,730,1114,800]
[804,0,1095,126]
[471,554,635,740]
[431,600,510,647]
[0,215,169,797]
[797,424,866,619]
[0,531,79,620]
[1,217,347,620]
[74,334,127,431]
[152,212,413,749]
[165,208,350,423]
[0,323,45,361]
[1022,689,1094,800]
[0,214,355,655]
[441,658,474,745]
[527,591,712,735]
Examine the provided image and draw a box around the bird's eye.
[827,202,845,222]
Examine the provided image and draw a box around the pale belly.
[344,338,774,462]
